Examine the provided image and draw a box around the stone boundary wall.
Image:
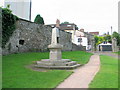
[2,19,85,55]
[72,43,86,51]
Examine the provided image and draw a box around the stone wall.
[2,19,73,55]
[2,19,85,55]
[59,30,72,51]
[72,43,86,51]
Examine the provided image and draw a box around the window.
[78,38,82,42]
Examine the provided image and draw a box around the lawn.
[62,51,93,64]
[2,51,92,88]
[114,51,120,55]
[89,55,118,88]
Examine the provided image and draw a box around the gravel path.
[56,55,100,88]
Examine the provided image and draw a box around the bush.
[2,7,18,48]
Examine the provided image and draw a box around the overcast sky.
[0,0,119,35]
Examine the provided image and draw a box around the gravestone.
[36,19,80,69]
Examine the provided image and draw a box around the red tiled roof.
[89,32,99,35]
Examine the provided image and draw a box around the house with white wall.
[73,29,88,50]
[65,29,88,50]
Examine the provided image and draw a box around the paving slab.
[56,55,100,88]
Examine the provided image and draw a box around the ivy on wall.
[2,7,18,48]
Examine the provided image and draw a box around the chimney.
[80,29,84,32]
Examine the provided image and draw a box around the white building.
[73,30,88,50]
[97,42,112,51]
[4,0,31,21]
[65,29,88,50]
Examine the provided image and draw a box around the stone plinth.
[36,59,79,67]
[36,43,81,69]
[36,63,81,69]
[48,44,63,61]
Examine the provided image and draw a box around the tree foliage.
[94,36,99,45]
[94,34,112,47]
[61,21,69,24]
[94,36,105,46]
[34,14,44,24]
[104,35,112,43]
[2,7,18,48]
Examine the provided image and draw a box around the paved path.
[56,55,100,88]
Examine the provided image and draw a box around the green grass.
[3,51,92,88]
[89,55,118,88]
[114,51,120,55]
[62,51,93,64]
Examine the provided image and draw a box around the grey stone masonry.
[112,37,118,52]
[2,19,85,55]
[2,19,73,55]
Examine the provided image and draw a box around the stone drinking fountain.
[36,19,80,69]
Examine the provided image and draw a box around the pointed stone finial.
[113,37,117,41]
[56,19,60,28]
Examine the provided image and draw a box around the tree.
[112,31,120,46]
[94,36,105,45]
[61,21,69,24]
[94,36,105,51]
[34,14,44,24]
[104,35,112,43]
[94,36,99,45]
[94,36,99,50]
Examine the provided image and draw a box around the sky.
[0,0,119,35]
